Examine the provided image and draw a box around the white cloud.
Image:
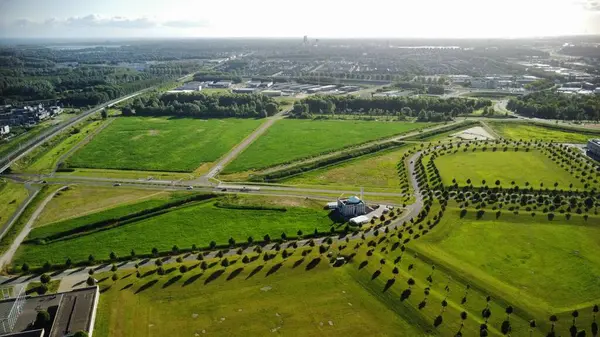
[7,14,209,29]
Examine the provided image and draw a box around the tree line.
[123,91,279,118]
[291,95,491,121]
[507,92,600,120]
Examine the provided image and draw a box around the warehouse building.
[587,139,600,159]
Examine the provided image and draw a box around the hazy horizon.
[2,0,600,39]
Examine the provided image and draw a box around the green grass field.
[413,208,600,308]
[285,146,410,191]
[14,196,338,267]
[35,185,171,226]
[434,149,583,188]
[13,120,105,173]
[94,258,426,337]
[489,122,596,143]
[0,180,29,226]
[224,120,428,173]
[67,117,263,172]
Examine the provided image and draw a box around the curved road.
[0,151,425,286]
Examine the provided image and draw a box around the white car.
[187,186,194,190]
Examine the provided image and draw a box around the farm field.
[489,122,598,143]
[413,208,600,308]
[13,196,339,267]
[55,168,195,181]
[35,185,171,226]
[284,145,411,191]
[94,259,426,337]
[67,117,263,172]
[0,180,29,226]
[224,119,428,173]
[434,149,584,188]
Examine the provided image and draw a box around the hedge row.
[213,202,287,212]
[250,141,406,182]
[28,194,217,244]
[404,121,479,141]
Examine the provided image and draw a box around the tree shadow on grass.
[164,267,176,275]
[117,261,128,267]
[266,263,282,277]
[97,277,109,283]
[24,274,39,282]
[94,263,109,271]
[122,273,133,279]
[68,267,86,275]
[50,270,64,277]
[135,279,158,294]
[371,270,381,280]
[1,276,20,284]
[183,273,203,287]
[208,262,218,268]
[227,268,244,281]
[120,283,133,291]
[204,269,225,285]
[305,257,321,271]
[188,263,199,271]
[139,258,150,265]
[358,261,368,270]
[391,242,400,251]
[400,289,411,301]
[383,278,395,292]
[142,269,157,278]
[163,275,182,288]
[246,265,264,280]
[249,256,259,262]
[292,258,305,269]
[100,285,112,293]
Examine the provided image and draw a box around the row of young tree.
[123,92,279,118]
[507,91,600,120]
[291,95,491,118]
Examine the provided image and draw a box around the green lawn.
[0,180,29,226]
[14,198,338,267]
[414,208,600,308]
[13,120,104,173]
[67,117,263,172]
[224,119,428,173]
[94,258,426,337]
[434,149,583,188]
[26,280,61,295]
[489,122,596,143]
[35,185,171,227]
[285,146,411,191]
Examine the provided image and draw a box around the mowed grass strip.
[435,150,583,188]
[35,185,171,227]
[414,208,600,307]
[490,122,595,143]
[94,260,426,337]
[14,201,337,267]
[224,119,428,173]
[67,117,263,172]
[0,180,29,225]
[284,146,410,190]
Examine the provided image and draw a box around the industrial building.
[587,139,600,159]
[211,81,233,88]
[261,90,282,97]
[0,104,58,127]
[232,88,257,94]
[0,286,99,337]
[0,125,9,137]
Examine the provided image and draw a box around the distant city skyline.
[1,0,600,39]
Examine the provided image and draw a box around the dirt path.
[0,186,67,269]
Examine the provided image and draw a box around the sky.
[1,0,600,39]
